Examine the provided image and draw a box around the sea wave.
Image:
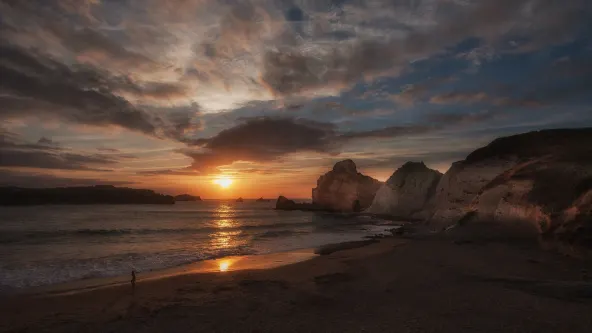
[253,229,310,240]
[0,245,257,289]
[0,221,322,244]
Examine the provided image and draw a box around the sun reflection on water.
[215,204,237,228]
[209,203,243,251]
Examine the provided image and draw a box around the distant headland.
[0,185,175,205]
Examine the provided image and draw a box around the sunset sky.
[1,0,592,199]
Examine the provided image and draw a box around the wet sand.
[22,248,319,297]
[1,236,592,332]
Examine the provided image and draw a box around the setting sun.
[213,176,233,189]
[219,260,231,272]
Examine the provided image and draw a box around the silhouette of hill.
[0,185,175,205]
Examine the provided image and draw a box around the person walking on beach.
[131,270,136,291]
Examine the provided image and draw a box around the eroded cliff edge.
[312,159,382,212]
[366,162,442,220]
[433,128,592,249]
[362,128,591,250]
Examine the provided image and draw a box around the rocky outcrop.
[429,128,592,250]
[174,194,201,201]
[275,196,323,211]
[276,196,296,209]
[366,162,442,219]
[429,158,518,226]
[312,160,382,212]
[463,156,592,245]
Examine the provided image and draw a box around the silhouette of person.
[131,270,136,291]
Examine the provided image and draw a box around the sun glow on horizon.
[219,259,231,272]
[213,176,233,189]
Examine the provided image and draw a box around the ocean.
[0,200,394,291]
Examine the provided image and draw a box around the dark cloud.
[0,43,159,135]
[260,0,590,96]
[0,169,132,188]
[0,133,118,171]
[338,110,501,141]
[338,125,433,140]
[152,103,203,141]
[136,168,199,176]
[429,91,542,108]
[37,137,55,146]
[424,111,498,125]
[0,131,61,152]
[58,27,157,69]
[0,1,156,70]
[261,39,397,96]
[0,43,199,141]
[429,92,489,105]
[120,81,190,101]
[0,1,199,141]
[184,117,338,171]
[182,110,501,172]
[390,77,457,106]
[391,84,430,106]
[35,137,64,149]
[96,147,120,153]
[524,56,592,104]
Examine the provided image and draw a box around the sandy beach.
[1,233,592,333]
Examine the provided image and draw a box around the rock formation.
[299,129,592,250]
[275,196,323,211]
[428,128,592,249]
[312,159,382,212]
[366,162,442,219]
[174,194,202,201]
[428,158,517,226]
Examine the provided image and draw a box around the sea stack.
[174,194,202,201]
[312,159,382,212]
[366,162,442,219]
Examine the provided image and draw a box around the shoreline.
[2,218,403,296]
[20,248,320,297]
[2,236,592,332]
[7,237,389,298]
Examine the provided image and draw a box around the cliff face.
[429,158,518,226]
[465,158,592,246]
[366,162,442,219]
[303,129,591,250]
[312,159,382,212]
[429,128,592,249]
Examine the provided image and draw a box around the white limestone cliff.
[312,159,382,212]
[427,128,592,249]
[428,158,518,227]
[366,162,442,219]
